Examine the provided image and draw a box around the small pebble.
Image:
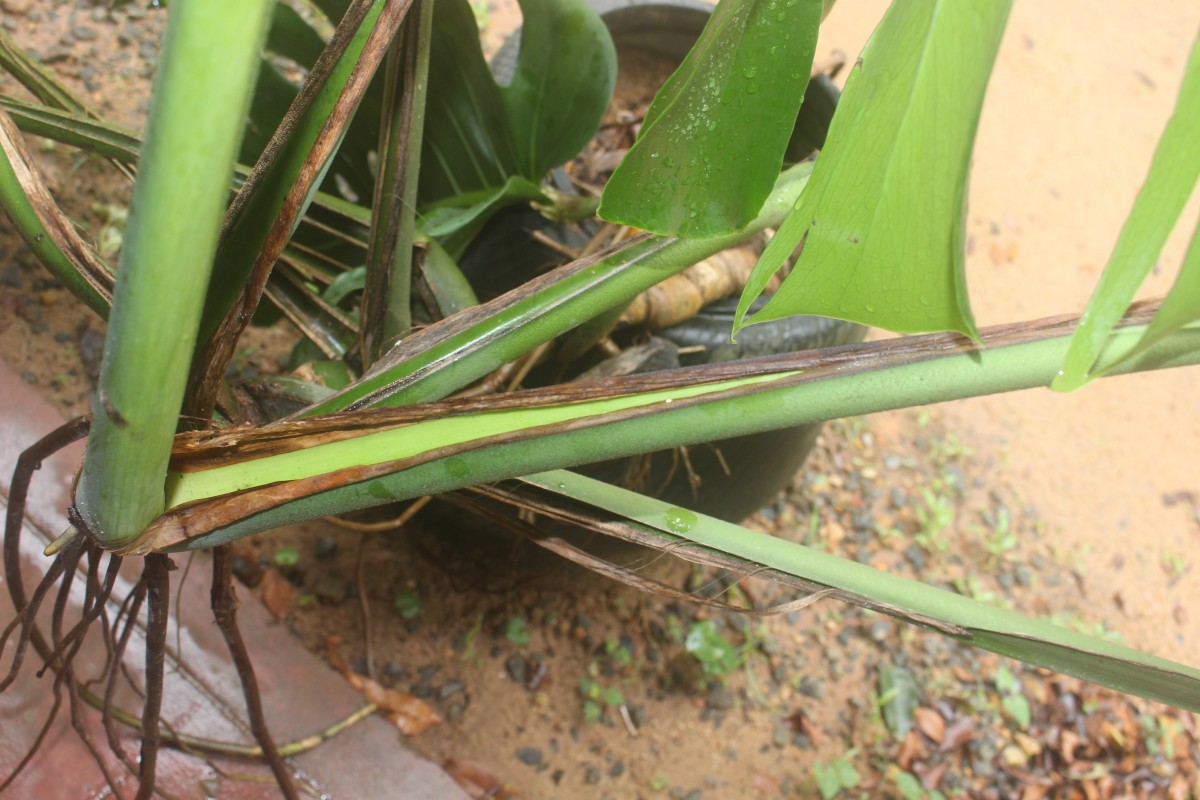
[439,679,465,700]
[313,535,338,560]
[505,654,528,684]
[772,722,791,748]
[868,619,892,642]
[797,676,824,699]
[705,686,735,711]
[515,747,543,767]
[608,760,624,778]
[583,766,601,785]
[312,575,347,604]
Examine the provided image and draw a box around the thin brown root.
[211,546,299,800]
[134,554,171,800]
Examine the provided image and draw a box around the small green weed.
[993,666,1031,729]
[505,616,530,646]
[814,750,861,799]
[272,545,300,567]
[685,619,741,679]
[393,588,421,619]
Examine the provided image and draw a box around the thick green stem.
[147,314,1199,551]
[74,0,273,547]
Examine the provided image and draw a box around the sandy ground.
[815,0,1200,663]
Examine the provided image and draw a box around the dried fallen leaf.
[895,730,927,770]
[939,717,975,752]
[1014,731,1042,758]
[444,759,511,799]
[326,635,441,735]
[752,773,780,796]
[259,569,292,620]
[913,760,946,791]
[1059,729,1082,765]
[351,677,442,735]
[913,706,945,743]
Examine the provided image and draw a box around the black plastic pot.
[482,1,864,523]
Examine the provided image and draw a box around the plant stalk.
[73,0,274,547]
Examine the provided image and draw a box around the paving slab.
[0,360,468,799]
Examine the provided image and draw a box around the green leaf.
[420,0,614,208]
[265,1,329,68]
[736,0,1012,338]
[599,0,822,237]
[419,0,518,202]
[499,0,616,179]
[878,663,919,737]
[814,762,843,800]
[893,771,926,800]
[1057,36,1200,389]
[1100,216,1200,374]
[1001,693,1031,729]
[993,664,1017,693]
[420,175,548,259]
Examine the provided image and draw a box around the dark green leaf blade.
[499,0,615,179]
[736,0,1011,338]
[598,0,822,237]
[1053,34,1200,391]
[419,0,518,203]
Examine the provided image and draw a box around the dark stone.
[313,535,338,560]
[705,686,735,711]
[439,680,465,700]
[411,683,432,699]
[230,553,263,588]
[551,769,564,786]
[797,676,824,699]
[904,544,928,572]
[772,722,791,748]
[583,767,601,785]
[383,661,407,681]
[312,575,347,604]
[515,747,543,767]
[79,327,105,382]
[505,654,528,684]
[608,760,624,778]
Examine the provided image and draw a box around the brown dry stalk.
[190,0,416,418]
[0,108,114,305]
